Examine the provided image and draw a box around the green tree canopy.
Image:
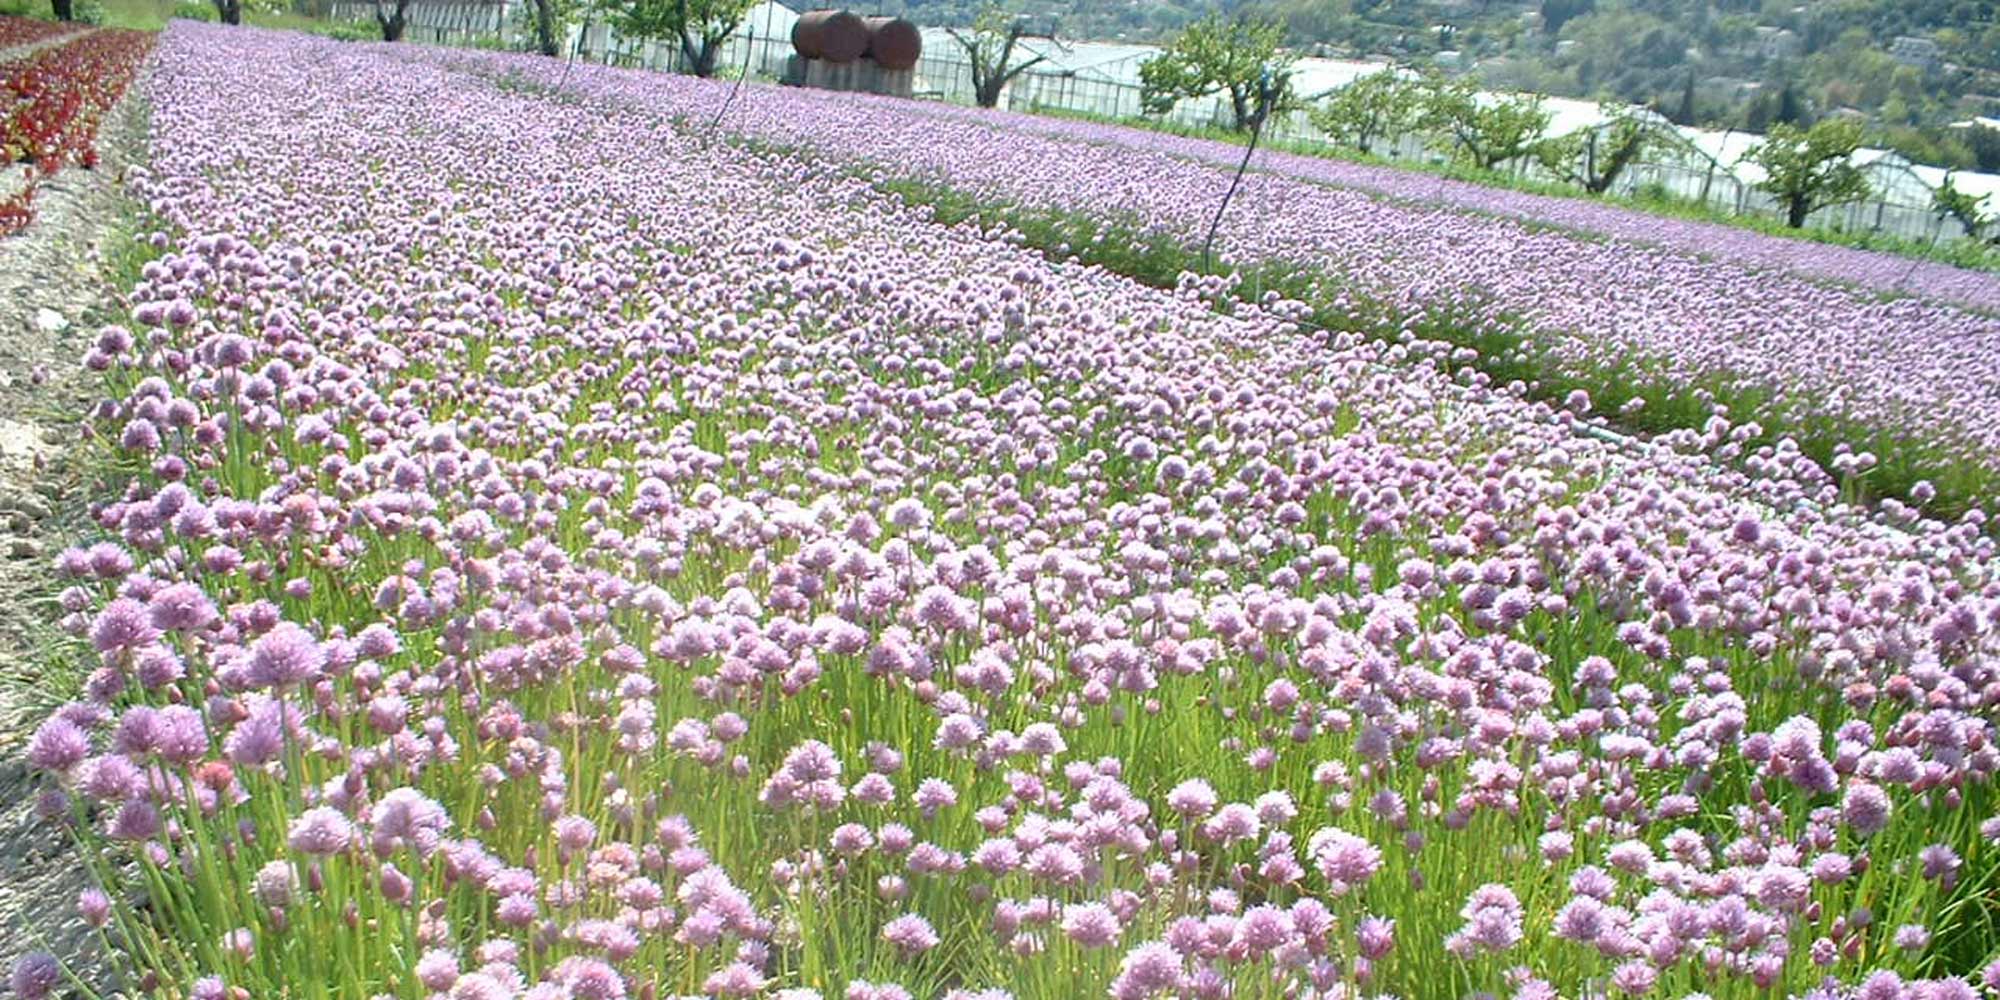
[1532,105,1657,193]
[1139,14,1296,132]
[611,0,756,77]
[1423,78,1552,171]
[1932,173,1992,240]
[1744,118,1870,227]
[1309,68,1429,157]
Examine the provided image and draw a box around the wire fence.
[321,3,1979,243]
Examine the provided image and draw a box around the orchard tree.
[1744,118,1869,228]
[210,0,281,26]
[1139,14,1295,132]
[525,0,570,55]
[613,0,756,78]
[1540,0,1593,35]
[1309,68,1428,157]
[1932,173,1991,241]
[1533,105,1655,194]
[946,5,1048,110]
[375,0,414,40]
[1423,78,1551,171]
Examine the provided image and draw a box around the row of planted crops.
[0,17,151,233]
[538,60,2000,518]
[10,20,2000,1000]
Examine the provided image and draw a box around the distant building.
[1753,26,1801,61]
[1888,36,1942,71]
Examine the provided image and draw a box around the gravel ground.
[0,75,151,994]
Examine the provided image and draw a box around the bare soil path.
[0,74,148,990]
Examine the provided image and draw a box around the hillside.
[881,0,2000,170]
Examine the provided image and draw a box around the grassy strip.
[1024,104,2000,276]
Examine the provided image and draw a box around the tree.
[50,0,74,21]
[611,0,756,78]
[1967,124,2000,174]
[1672,69,1697,126]
[946,5,1048,110]
[1743,119,1870,228]
[375,0,414,40]
[1423,78,1552,171]
[1533,105,1655,194]
[1932,173,1991,240]
[528,0,567,56]
[1139,14,1296,132]
[1309,68,1428,157]
[1541,0,1593,35]
[213,0,241,23]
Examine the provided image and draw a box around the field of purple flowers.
[12,22,2000,1000]
[426,55,2000,516]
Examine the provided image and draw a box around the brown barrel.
[792,10,869,63]
[863,16,922,71]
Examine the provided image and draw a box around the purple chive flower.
[288,806,355,856]
[26,716,90,773]
[90,598,161,654]
[1841,781,1893,836]
[8,952,60,1000]
[1356,916,1395,960]
[148,582,218,632]
[1306,827,1382,894]
[1110,941,1184,999]
[248,622,326,688]
[881,913,939,955]
[77,888,111,928]
[253,859,298,907]
[1061,902,1122,949]
[1165,779,1218,819]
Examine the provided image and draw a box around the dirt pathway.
[0,72,148,989]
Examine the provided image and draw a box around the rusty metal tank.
[863,16,922,71]
[792,9,869,63]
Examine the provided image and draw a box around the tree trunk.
[215,0,241,24]
[1786,197,1810,228]
[976,73,1003,108]
[1230,88,1252,131]
[50,0,74,21]
[532,0,560,56]
[377,0,407,40]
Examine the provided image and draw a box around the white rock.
[33,307,67,334]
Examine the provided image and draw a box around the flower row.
[0,27,151,235]
[443,53,2000,513]
[12,24,2000,1000]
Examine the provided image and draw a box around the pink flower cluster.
[12,23,2000,1000]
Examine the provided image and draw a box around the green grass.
[0,0,355,33]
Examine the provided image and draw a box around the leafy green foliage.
[1932,174,1992,240]
[1532,105,1656,194]
[609,0,754,77]
[1422,76,1552,171]
[1139,13,1294,131]
[1308,68,1429,156]
[1744,118,1871,228]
